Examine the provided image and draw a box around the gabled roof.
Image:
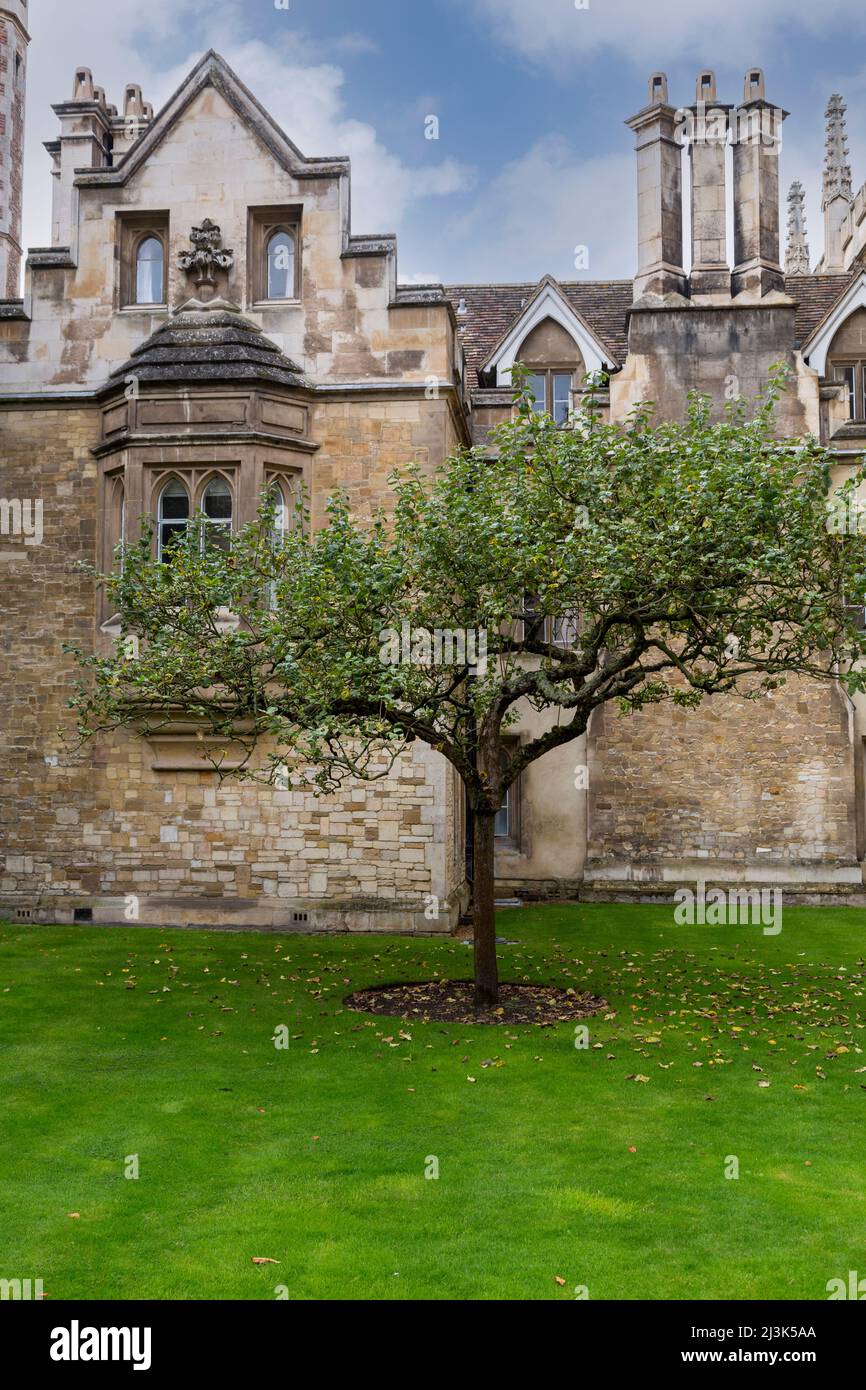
[447,273,858,389]
[795,271,864,372]
[445,278,633,388]
[76,50,350,188]
[476,275,621,385]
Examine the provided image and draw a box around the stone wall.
[310,393,462,523]
[0,80,461,395]
[612,303,820,436]
[584,676,861,888]
[0,400,464,931]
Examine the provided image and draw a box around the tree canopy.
[69,372,866,1006]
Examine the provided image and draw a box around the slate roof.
[104,306,306,391]
[444,273,857,389]
[445,281,633,387]
[786,273,857,349]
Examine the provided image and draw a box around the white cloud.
[442,136,634,283]
[20,0,474,262]
[465,0,866,72]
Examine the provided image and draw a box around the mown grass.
[1,903,864,1300]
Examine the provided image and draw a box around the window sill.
[251,299,302,310]
[118,303,169,315]
[494,836,523,855]
[831,420,866,439]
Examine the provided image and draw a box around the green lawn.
[1,903,864,1301]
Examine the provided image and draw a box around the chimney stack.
[626,73,687,300]
[688,70,731,295]
[46,66,113,248]
[730,68,787,295]
[110,82,154,159]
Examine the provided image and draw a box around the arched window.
[828,307,866,421]
[136,235,165,305]
[267,230,295,300]
[265,483,290,610]
[157,479,190,560]
[268,481,290,540]
[116,481,126,572]
[202,477,233,552]
[104,476,126,575]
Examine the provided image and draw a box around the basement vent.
[73,907,93,923]
[15,907,32,921]
[292,911,309,924]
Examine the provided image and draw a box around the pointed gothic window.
[136,235,165,305]
[202,478,233,552]
[157,479,190,560]
[266,482,291,610]
[268,481,290,540]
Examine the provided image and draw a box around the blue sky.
[20,0,866,286]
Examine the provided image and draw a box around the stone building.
[3,34,866,929]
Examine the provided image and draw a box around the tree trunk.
[472,808,499,1010]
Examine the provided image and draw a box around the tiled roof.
[444,280,633,386]
[785,272,857,348]
[444,273,858,388]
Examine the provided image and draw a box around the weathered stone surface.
[585,676,859,878]
[3,50,866,927]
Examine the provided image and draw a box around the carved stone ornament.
[177,219,235,297]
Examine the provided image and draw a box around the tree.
[69,372,866,1010]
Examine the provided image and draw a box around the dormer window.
[516,315,585,428]
[136,235,165,306]
[527,372,574,426]
[834,365,859,418]
[827,307,866,423]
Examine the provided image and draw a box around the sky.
[18,0,866,287]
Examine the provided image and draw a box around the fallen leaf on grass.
[554,1275,566,1287]
[251,1257,279,1265]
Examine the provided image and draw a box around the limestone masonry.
[3,37,866,928]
